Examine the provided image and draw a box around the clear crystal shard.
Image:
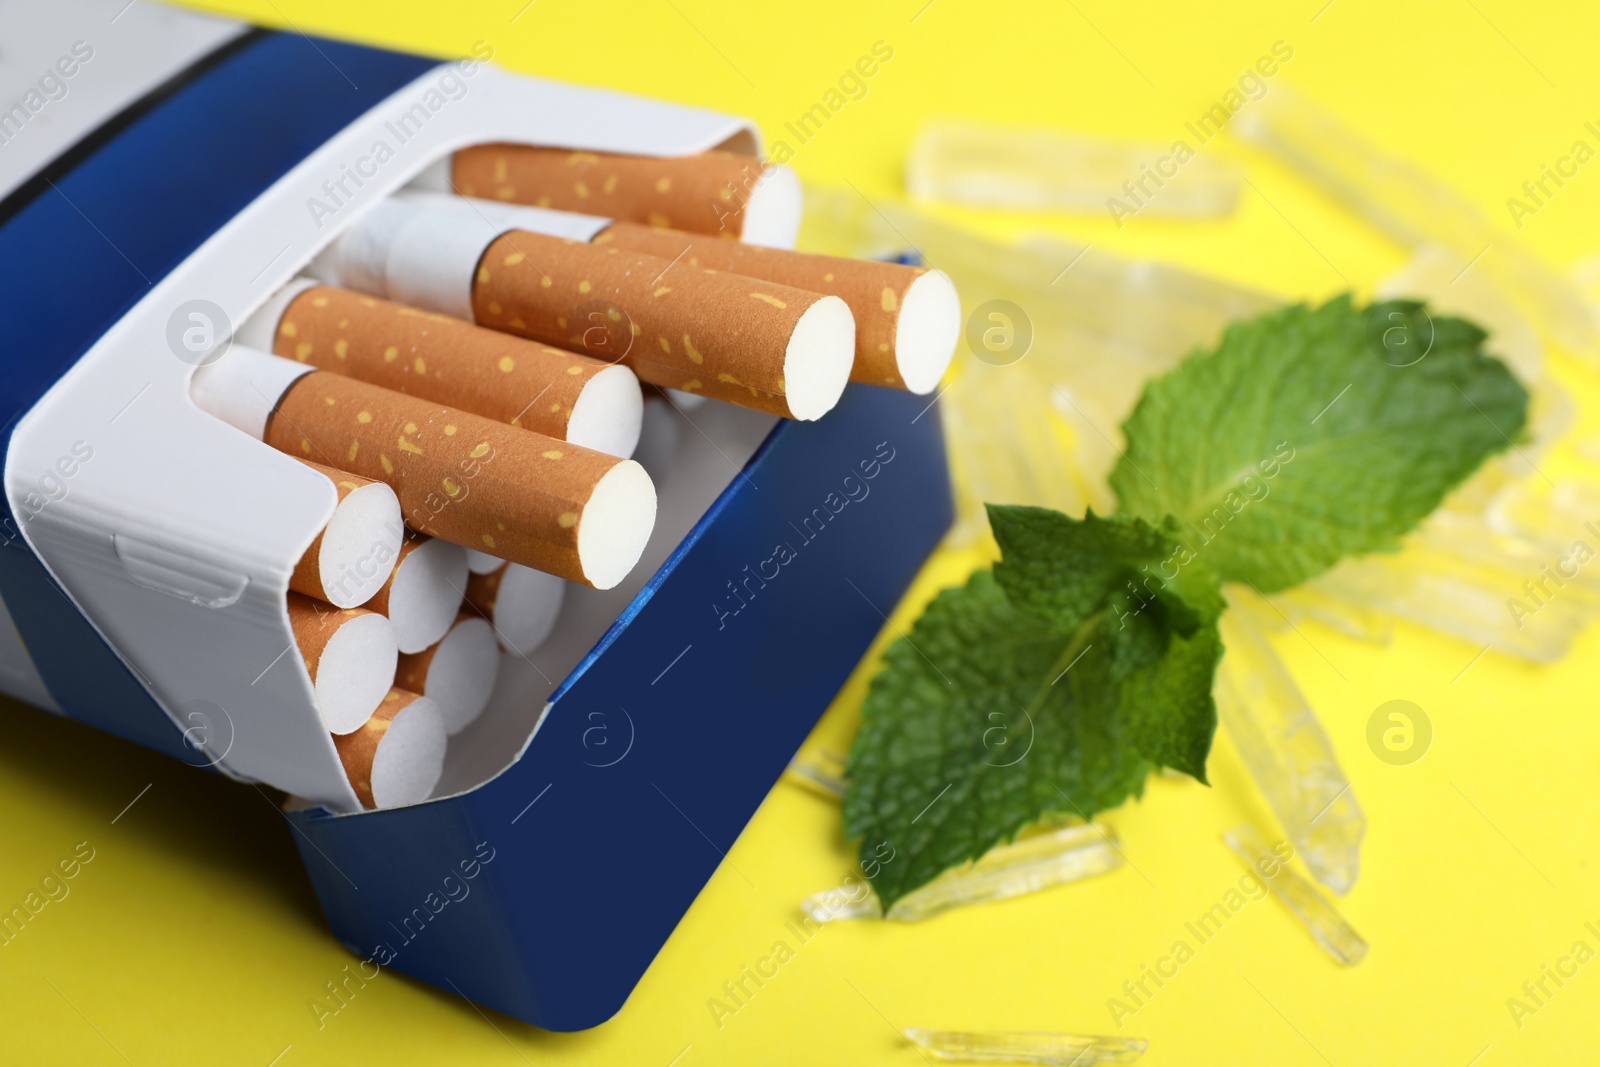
[1225,824,1369,966]
[907,117,1242,218]
[798,186,1276,544]
[1235,86,1600,361]
[1266,585,1394,646]
[1304,476,1600,664]
[785,747,847,798]
[905,1028,1147,1065]
[1216,593,1364,894]
[801,823,1123,922]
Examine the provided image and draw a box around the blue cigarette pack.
[0,3,951,1030]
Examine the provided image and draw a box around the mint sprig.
[844,296,1529,911]
[1112,296,1530,591]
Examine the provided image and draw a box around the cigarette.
[397,192,959,394]
[593,223,961,394]
[241,279,643,458]
[289,460,403,609]
[191,347,658,590]
[396,612,501,735]
[474,230,856,418]
[363,534,469,654]
[446,145,802,246]
[465,562,566,657]
[332,687,448,809]
[286,593,399,735]
[310,198,855,421]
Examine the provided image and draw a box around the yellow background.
[4,0,1600,1063]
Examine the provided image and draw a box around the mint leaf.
[842,572,1153,910]
[1110,296,1530,591]
[844,510,1224,910]
[989,506,1225,642]
[1116,622,1221,781]
[843,296,1528,910]
[988,506,1224,782]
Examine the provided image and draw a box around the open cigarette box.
[0,6,951,1031]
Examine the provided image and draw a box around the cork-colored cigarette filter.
[286,593,399,735]
[289,460,403,609]
[465,561,565,657]
[451,146,801,245]
[594,223,961,394]
[271,284,643,458]
[332,687,447,809]
[265,367,656,590]
[470,231,854,420]
[363,534,469,654]
[396,612,500,735]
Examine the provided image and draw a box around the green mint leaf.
[845,511,1227,908]
[1110,296,1530,592]
[1115,621,1221,782]
[989,505,1225,642]
[988,505,1223,782]
[842,571,1153,911]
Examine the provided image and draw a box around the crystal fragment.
[907,117,1242,218]
[1265,586,1393,646]
[1215,593,1364,895]
[1225,824,1369,966]
[1302,475,1600,664]
[905,1027,1147,1065]
[801,822,1123,922]
[798,186,1275,544]
[785,747,847,798]
[1235,86,1600,361]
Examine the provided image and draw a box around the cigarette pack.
[0,3,951,1031]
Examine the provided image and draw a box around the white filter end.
[388,539,469,653]
[464,548,504,575]
[783,295,855,420]
[426,616,501,734]
[316,612,399,735]
[741,164,802,248]
[494,564,566,657]
[577,460,657,590]
[895,269,962,394]
[370,696,447,808]
[317,481,403,608]
[567,363,644,458]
